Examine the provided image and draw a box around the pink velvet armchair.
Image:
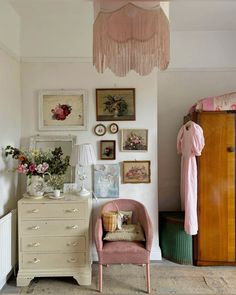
[94,199,153,293]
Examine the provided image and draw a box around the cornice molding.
[21,56,92,63]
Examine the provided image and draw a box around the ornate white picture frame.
[38,89,88,131]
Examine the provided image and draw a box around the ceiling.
[8,0,236,31]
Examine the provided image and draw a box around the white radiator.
[0,209,17,290]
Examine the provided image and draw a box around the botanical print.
[123,161,151,183]
[43,95,83,126]
[96,88,135,121]
[100,140,116,160]
[121,129,148,151]
[39,90,88,130]
[94,164,120,198]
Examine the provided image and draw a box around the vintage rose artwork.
[39,90,88,131]
[51,104,72,121]
[123,161,151,183]
[121,129,148,151]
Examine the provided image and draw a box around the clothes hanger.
[185,118,192,130]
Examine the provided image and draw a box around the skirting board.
[0,269,14,290]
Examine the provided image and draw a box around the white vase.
[27,175,44,197]
[53,189,61,198]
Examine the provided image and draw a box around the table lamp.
[70,143,96,197]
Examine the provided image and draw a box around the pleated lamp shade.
[70,143,96,166]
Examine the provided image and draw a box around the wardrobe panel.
[197,112,235,263]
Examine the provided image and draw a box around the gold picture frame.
[123,160,151,183]
[96,88,135,121]
[100,140,116,160]
[121,129,148,152]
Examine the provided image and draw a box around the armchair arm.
[94,217,103,251]
[139,206,153,252]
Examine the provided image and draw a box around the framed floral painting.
[121,129,148,151]
[96,88,135,121]
[38,89,88,131]
[123,161,151,184]
[93,164,120,198]
[100,140,116,160]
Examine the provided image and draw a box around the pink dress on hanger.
[177,121,205,235]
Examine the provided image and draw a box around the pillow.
[117,211,133,230]
[103,222,146,241]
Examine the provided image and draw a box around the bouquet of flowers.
[5,145,70,178]
[46,174,65,190]
[103,95,128,116]
[124,132,146,150]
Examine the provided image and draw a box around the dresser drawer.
[19,203,86,219]
[22,253,86,269]
[21,220,87,236]
[21,236,86,252]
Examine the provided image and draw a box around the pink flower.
[36,163,49,174]
[29,164,36,172]
[17,164,28,174]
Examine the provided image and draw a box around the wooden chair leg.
[146,263,150,294]
[99,264,103,292]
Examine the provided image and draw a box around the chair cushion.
[98,241,150,264]
[117,210,133,229]
[103,223,145,241]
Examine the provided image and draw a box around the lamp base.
[79,187,90,197]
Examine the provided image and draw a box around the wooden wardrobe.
[190,111,235,266]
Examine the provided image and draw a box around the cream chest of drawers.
[17,194,92,287]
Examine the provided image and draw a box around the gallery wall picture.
[96,88,135,121]
[93,164,120,198]
[94,123,106,136]
[38,89,88,131]
[109,123,119,134]
[121,129,148,151]
[100,140,116,160]
[123,160,151,184]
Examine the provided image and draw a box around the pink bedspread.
[189,92,236,113]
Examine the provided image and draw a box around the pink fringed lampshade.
[93,0,170,77]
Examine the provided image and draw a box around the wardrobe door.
[196,112,235,264]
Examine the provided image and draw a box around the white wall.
[158,70,236,211]
[170,31,236,69]
[0,48,21,218]
[17,1,93,58]
[0,0,21,218]
[0,0,20,57]
[21,61,161,259]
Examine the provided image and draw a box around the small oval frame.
[94,124,106,136]
[109,123,119,134]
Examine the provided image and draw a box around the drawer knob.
[29,242,40,247]
[31,209,39,213]
[67,225,79,230]
[67,258,77,263]
[67,241,79,246]
[32,258,40,264]
[66,209,79,213]
[30,226,40,230]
